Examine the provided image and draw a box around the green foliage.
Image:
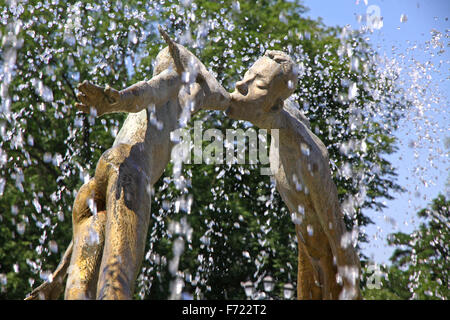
[1,0,407,299]
[386,195,449,300]
[361,194,449,300]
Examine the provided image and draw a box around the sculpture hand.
[196,70,231,111]
[75,80,121,116]
[158,27,230,111]
[173,51,230,112]
[24,240,73,300]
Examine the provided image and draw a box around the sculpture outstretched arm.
[76,27,229,115]
[120,69,183,111]
[75,69,182,116]
[159,25,230,111]
[25,240,73,300]
[75,27,183,116]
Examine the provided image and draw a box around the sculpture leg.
[296,236,322,300]
[317,243,342,299]
[25,240,73,300]
[65,179,107,299]
[296,222,344,299]
[318,205,361,299]
[95,144,151,300]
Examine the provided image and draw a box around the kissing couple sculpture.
[26,27,361,300]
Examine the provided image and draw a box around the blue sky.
[301,0,449,264]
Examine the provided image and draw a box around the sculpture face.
[227,56,290,123]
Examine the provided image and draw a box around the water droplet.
[87,228,100,245]
[0,274,7,285]
[300,143,310,156]
[348,82,358,100]
[279,12,288,24]
[17,222,26,235]
[32,198,41,213]
[49,240,58,253]
[232,1,241,12]
[288,80,294,89]
[11,205,18,215]
[291,212,302,225]
[39,270,53,283]
[43,152,52,163]
[128,29,138,44]
[0,178,5,196]
[307,225,314,236]
[400,14,408,23]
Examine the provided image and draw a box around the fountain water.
[0,0,447,300]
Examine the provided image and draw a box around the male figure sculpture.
[26,31,230,300]
[226,50,361,299]
[27,38,361,300]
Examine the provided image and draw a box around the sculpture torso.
[113,98,181,186]
[269,104,341,258]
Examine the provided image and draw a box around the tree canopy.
[363,194,449,300]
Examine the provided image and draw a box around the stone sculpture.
[26,28,230,300]
[26,32,361,300]
[226,50,361,299]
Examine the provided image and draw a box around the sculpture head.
[227,50,298,126]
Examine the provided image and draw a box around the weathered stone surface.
[28,38,360,301]
[26,32,230,300]
[226,50,361,299]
